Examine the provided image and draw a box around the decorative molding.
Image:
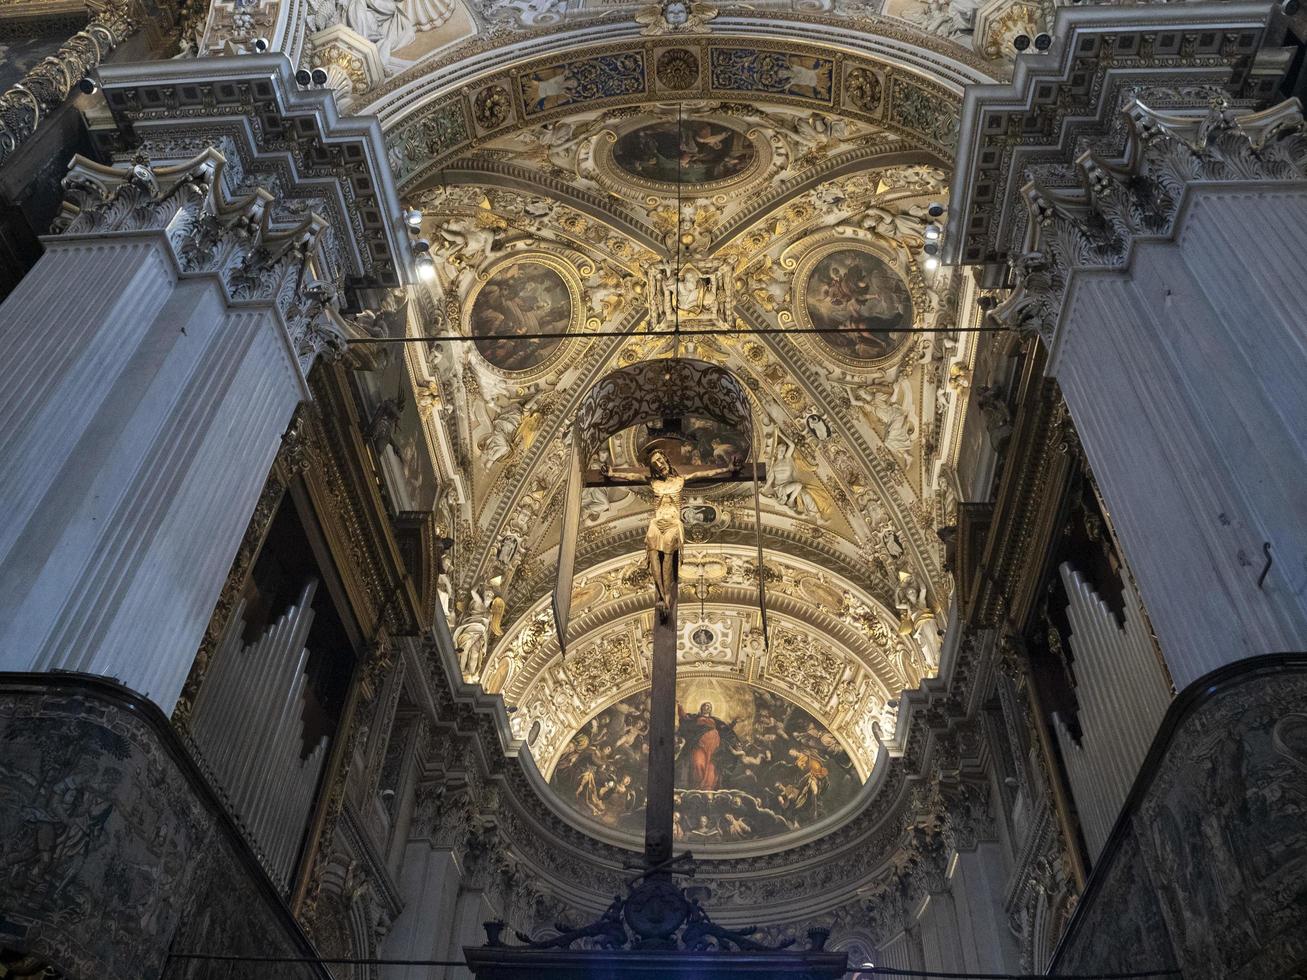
[93,54,410,288]
[946,1,1281,270]
[994,98,1307,343]
[0,0,132,167]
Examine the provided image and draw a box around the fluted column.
[0,55,407,713]
[1048,175,1307,684]
[950,4,1307,686]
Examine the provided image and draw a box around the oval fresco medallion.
[800,246,914,363]
[612,119,757,187]
[469,260,573,372]
[547,678,861,845]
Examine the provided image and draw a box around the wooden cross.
[584,452,766,872]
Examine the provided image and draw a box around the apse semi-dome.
[546,679,865,847]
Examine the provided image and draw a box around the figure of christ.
[676,701,738,791]
[603,447,740,621]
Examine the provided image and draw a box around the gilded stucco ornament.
[0,0,133,166]
[305,25,386,107]
[635,0,718,36]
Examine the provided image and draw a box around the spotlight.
[924,256,940,272]
[77,77,98,95]
[1284,0,1300,13]
[927,202,946,218]
[923,241,940,256]
[405,208,424,229]
[311,67,329,86]
[295,68,312,86]
[977,295,997,311]
[1013,34,1031,52]
[1034,32,1053,51]
[413,238,432,253]
[415,253,437,281]
[252,37,270,52]
[924,223,942,242]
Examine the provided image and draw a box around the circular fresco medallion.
[799,245,914,363]
[469,259,574,373]
[612,119,757,188]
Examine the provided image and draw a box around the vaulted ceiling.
[341,0,1013,847]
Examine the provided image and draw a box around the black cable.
[167,954,470,967]
[674,101,683,360]
[165,953,1180,977]
[850,968,1181,979]
[347,325,1007,344]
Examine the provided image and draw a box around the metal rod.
[166,954,470,966]
[162,953,1181,977]
[855,968,1181,978]
[348,325,1006,344]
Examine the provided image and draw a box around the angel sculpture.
[635,0,717,34]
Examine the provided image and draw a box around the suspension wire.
[348,325,1005,344]
[164,953,1181,978]
[849,968,1182,979]
[674,101,682,359]
[167,954,470,966]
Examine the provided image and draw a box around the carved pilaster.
[57,150,352,374]
[995,98,1307,342]
[299,636,398,936]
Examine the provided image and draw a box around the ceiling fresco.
[546,680,864,846]
[310,0,1001,846]
[386,84,975,828]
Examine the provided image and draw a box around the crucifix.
[582,422,765,872]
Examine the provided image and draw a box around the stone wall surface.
[1053,654,1307,979]
[0,674,327,980]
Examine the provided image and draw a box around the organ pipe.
[190,581,330,893]
[1052,564,1171,859]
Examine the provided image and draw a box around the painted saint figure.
[676,701,738,791]
[605,445,739,620]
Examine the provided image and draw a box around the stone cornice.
[946,1,1282,271]
[999,98,1307,348]
[94,54,410,287]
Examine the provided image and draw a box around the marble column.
[950,1,1307,687]
[1047,174,1307,684]
[383,843,464,980]
[0,55,407,713]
